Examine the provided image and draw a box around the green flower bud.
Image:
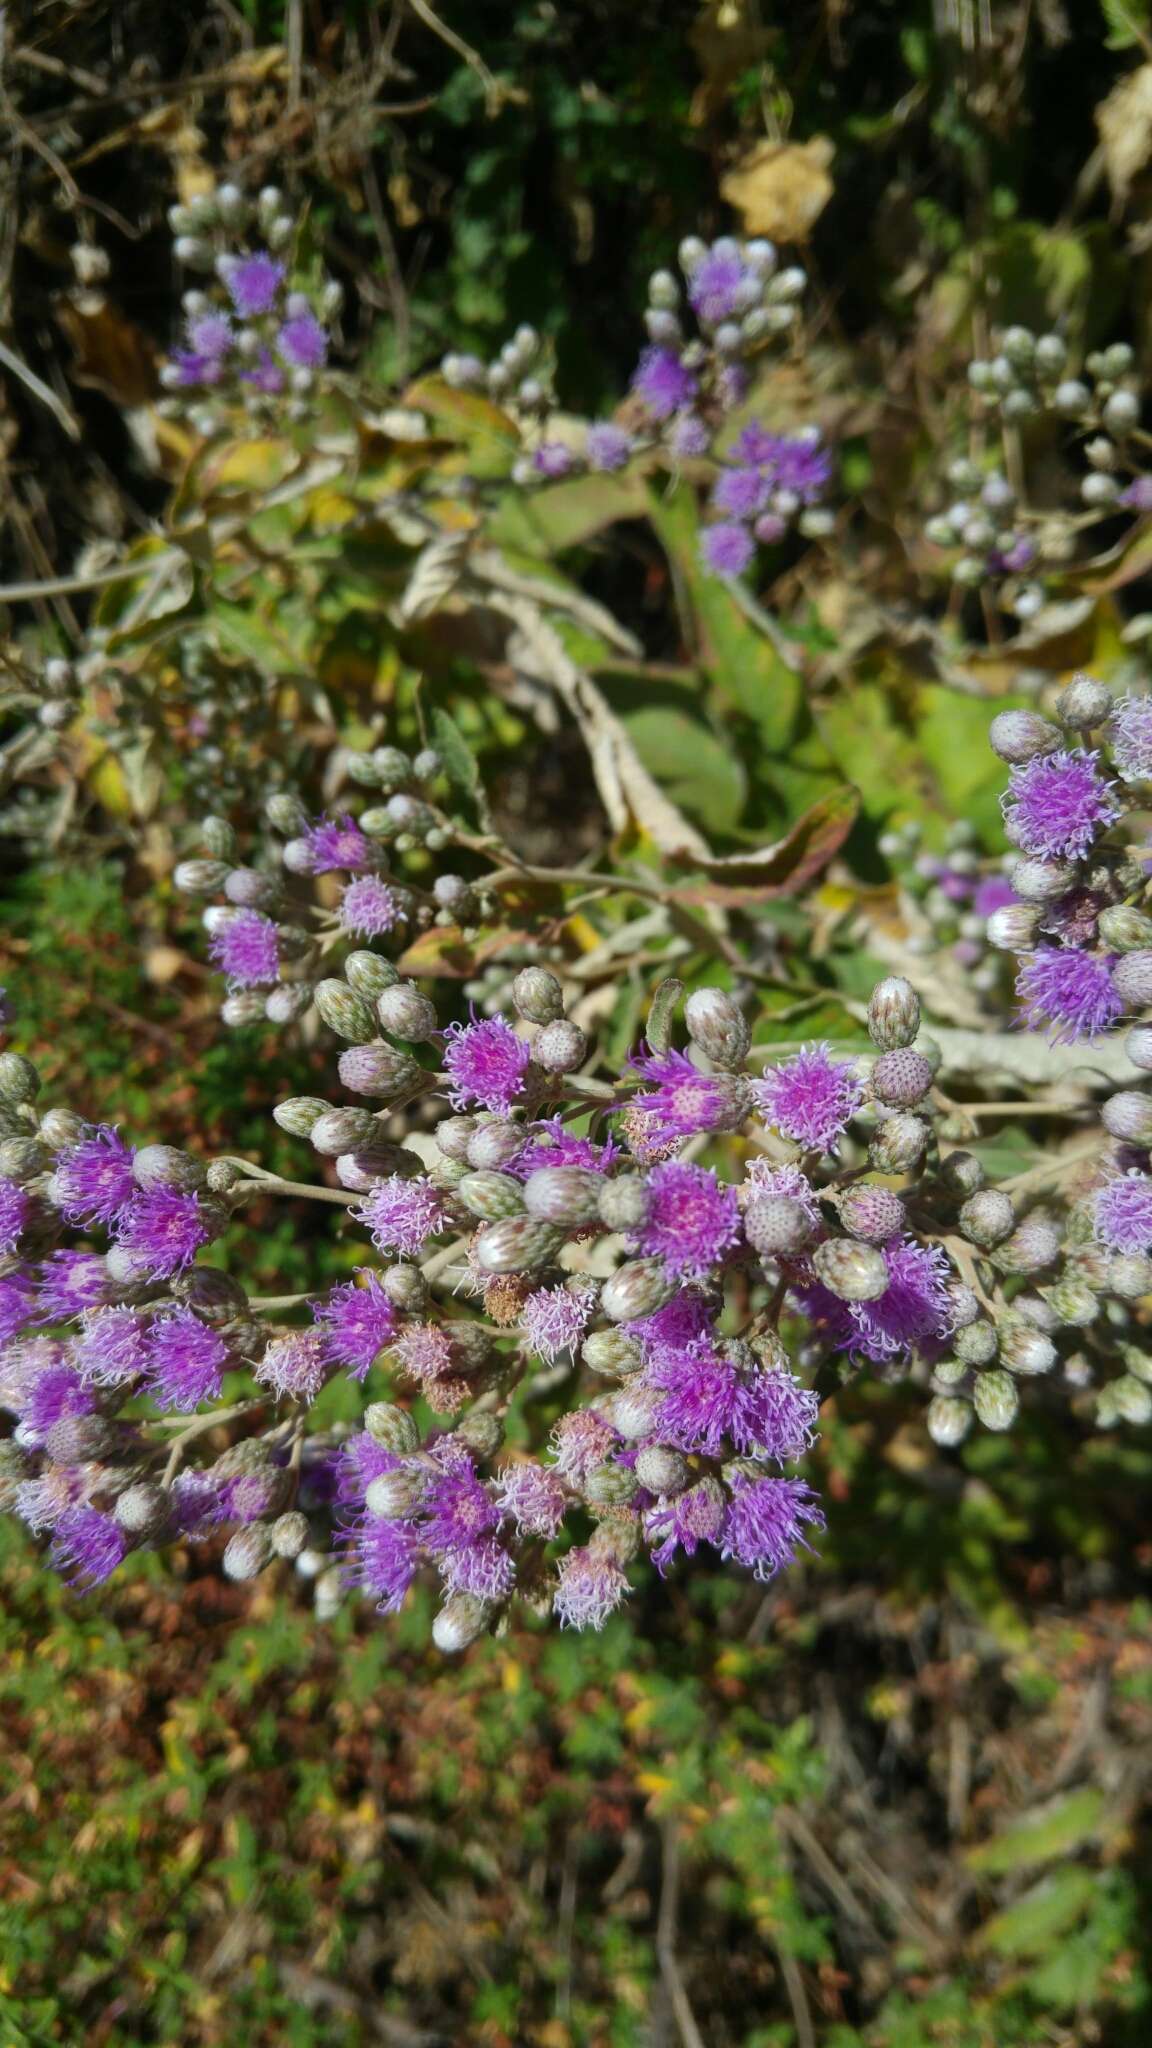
[366,1468,427,1519]
[473,1216,565,1275]
[433,1593,491,1652]
[869,1114,928,1173]
[940,1151,986,1197]
[1099,906,1152,953]
[867,976,921,1051]
[223,1527,274,1581]
[684,987,751,1070]
[597,1178,652,1231]
[1100,1375,1152,1426]
[584,1463,639,1507]
[926,1395,972,1447]
[745,1193,818,1257]
[634,1445,690,1495]
[273,1097,331,1138]
[606,1384,664,1439]
[811,1238,890,1302]
[0,1136,49,1182]
[457,1171,527,1221]
[115,1483,173,1537]
[998,1319,1057,1375]
[1108,1254,1152,1301]
[955,1320,998,1365]
[0,1053,40,1104]
[132,1144,207,1193]
[309,1108,383,1156]
[174,858,231,895]
[377,983,439,1041]
[466,1121,525,1171]
[345,951,401,999]
[381,1265,428,1312]
[1043,1279,1099,1328]
[270,1511,310,1559]
[452,1412,504,1457]
[533,1020,588,1074]
[36,1107,85,1150]
[265,792,309,836]
[600,1257,676,1322]
[973,1368,1019,1431]
[523,1166,604,1226]
[958,1189,1016,1248]
[581,1329,643,1376]
[436,1115,478,1162]
[512,968,565,1024]
[314,979,378,1042]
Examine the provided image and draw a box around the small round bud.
[683,987,751,1070]
[973,1369,1019,1431]
[868,1115,929,1174]
[945,1280,982,1328]
[433,1593,490,1652]
[986,901,1042,952]
[600,1257,677,1322]
[958,1189,1016,1247]
[1102,1375,1152,1426]
[473,1216,565,1275]
[1009,857,1077,904]
[523,1167,604,1227]
[223,866,281,910]
[1055,673,1112,729]
[0,1136,48,1181]
[381,1266,428,1312]
[1103,390,1140,435]
[811,1239,890,1302]
[0,1053,40,1104]
[436,1115,478,1162]
[1098,908,1152,953]
[1044,1279,1099,1327]
[273,1096,330,1138]
[365,1468,427,1519]
[836,1184,906,1244]
[377,983,439,1041]
[37,1107,86,1151]
[512,968,565,1024]
[867,977,921,1051]
[533,1020,588,1073]
[174,858,231,895]
[598,1178,652,1231]
[994,1217,1062,1274]
[345,951,401,1000]
[989,710,1061,764]
[452,1411,504,1457]
[1113,952,1152,1008]
[634,1445,689,1495]
[223,1528,274,1582]
[466,1121,525,1171]
[1082,472,1120,508]
[1108,1252,1152,1299]
[314,980,378,1042]
[1102,1090,1152,1143]
[457,1170,527,1221]
[607,1385,664,1440]
[999,1321,1057,1375]
[115,1483,172,1536]
[132,1144,207,1193]
[955,1320,999,1365]
[45,1414,116,1463]
[744,1194,818,1257]
[1124,1025,1152,1071]
[266,986,315,1025]
[265,792,309,836]
[172,1268,247,1319]
[940,1151,986,1197]
[584,1463,638,1507]
[270,1512,310,1559]
[1052,377,1090,415]
[582,1329,643,1376]
[871,1048,934,1108]
[927,1395,972,1447]
[337,1044,422,1100]
[310,1108,382,1156]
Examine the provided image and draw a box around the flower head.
[731,1366,820,1461]
[521,1281,595,1362]
[342,1515,420,1613]
[1016,949,1122,1044]
[687,245,750,324]
[20,1362,95,1434]
[74,1306,148,1387]
[712,466,768,519]
[187,311,233,358]
[508,1116,618,1179]
[533,442,575,478]
[550,1408,620,1483]
[335,1428,403,1508]
[113,1188,210,1278]
[49,1507,127,1587]
[700,521,755,578]
[722,1474,825,1581]
[1002,749,1120,861]
[1094,1171,1152,1254]
[302,815,377,873]
[354,1174,446,1258]
[34,1251,108,1324]
[586,423,633,471]
[631,346,698,421]
[645,1477,726,1573]
[255,1329,329,1400]
[628,1046,748,1149]
[650,1348,739,1456]
[313,1272,397,1379]
[754,1044,863,1153]
[276,311,327,369]
[669,412,710,458]
[209,909,281,987]
[553,1542,631,1629]
[338,875,404,938]
[795,1235,953,1362]
[0,1271,35,1346]
[0,1178,30,1254]
[225,251,285,317]
[442,1013,531,1114]
[144,1310,228,1411]
[420,1450,498,1555]
[1110,694,1152,782]
[52,1127,136,1227]
[632,1161,742,1282]
[496,1462,568,1537]
[240,348,285,396]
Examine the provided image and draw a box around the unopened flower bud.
[223,866,281,910]
[993,1217,1062,1274]
[466,1121,524,1171]
[1101,907,1152,953]
[458,1170,526,1221]
[1108,1252,1152,1299]
[433,1592,490,1652]
[436,1115,477,1162]
[533,1020,588,1073]
[1010,857,1077,903]
[684,987,751,1069]
[1103,1375,1152,1425]
[955,1320,998,1365]
[869,1114,929,1173]
[222,992,267,1028]
[600,1257,676,1322]
[987,902,1042,951]
[597,1178,652,1230]
[45,1414,115,1463]
[310,1108,382,1155]
[581,1329,643,1375]
[958,1189,1016,1247]
[1126,1024,1152,1072]
[512,968,565,1024]
[584,1463,638,1507]
[174,858,231,895]
[132,1144,207,1193]
[812,1238,889,1302]
[36,1107,85,1150]
[223,1527,274,1581]
[0,1053,40,1104]
[745,1194,818,1257]
[940,1152,986,1198]
[266,985,315,1025]
[1055,673,1112,728]
[1103,1090,1152,1143]
[377,983,439,1041]
[523,1166,604,1226]
[973,1368,1019,1431]
[0,1136,48,1181]
[270,1511,310,1559]
[927,1395,972,1447]
[867,977,921,1051]
[989,710,1061,762]
[945,1280,981,1327]
[265,792,309,836]
[453,1411,504,1456]
[314,980,377,1042]
[999,1321,1057,1375]
[1044,1279,1099,1327]
[382,1265,428,1312]
[337,1044,422,1099]
[871,1048,934,1107]
[273,1096,330,1138]
[473,1216,565,1275]
[1113,951,1152,1007]
[836,1184,906,1244]
[172,1267,248,1319]
[115,1483,172,1536]
[365,1467,426,1518]
[634,1445,690,1494]
[344,951,401,999]
[607,1384,664,1439]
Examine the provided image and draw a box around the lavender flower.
[420,1450,498,1554]
[669,412,710,458]
[754,1044,863,1153]
[74,1306,148,1387]
[0,1178,30,1253]
[650,1348,739,1456]
[1094,1172,1152,1253]
[521,1282,594,1361]
[0,1271,35,1345]
[313,1272,397,1379]
[302,815,377,873]
[586,423,633,471]
[354,1174,446,1258]
[208,910,281,987]
[628,1047,748,1147]
[338,875,404,938]
[442,1013,531,1114]
[276,311,328,369]
[144,1309,228,1411]
[113,1188,210,1278]
[440,1535,515,1601]
[631,346,698,421]
[721,1475,825,1581]
[496,1462,567,1537]
[509,1117,618,1178]
[645,1478,726,1573]
[343,1515,420,1613]
[1110,694,1152,781]
[241,348,285,396]
[533,442,575,478]
[1002,750,1120,861]
[712,467,768,519]
[731,1367,820,1461]
[700,521,756,578]
[687,244,749,324]
[49,1506,127,1587]
[255,1329,329,1400]
[550,1409,620,1483]
[225,251,285,317]
[553,1542,631,1629]
[21,1363,95,1435]
[52,1127,136,1226]
[33,1251,108,1323]
[632,1161,742,1282]
[187,311,233,358]
[795,1236,953,1362]
[1016,949,1122,1044]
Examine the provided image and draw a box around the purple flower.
[313,1272,397,1379]
[338,876,404,939]
[632,1161,742,1282]
[754,1044,863,1153]
[553,1542,631,1629]
[21,1363,95,1434]
[973,875,1018,918]
[669,412,711,459]
[335,1428,403,1508]
[440,1536,515,1601]
[169,350,224,389]
[342,1515,420,1613]
[49,1506,127,1587]
[687,246,749,325]
[187,311,233,358]
[172,1470,223,1537]
[420,1450,498,1554]
[496,1461,568,1537]
[712,466,769,519]
[1094,1172,1152,1253]
[644,1478,726,1574]
[586,423,633,471]
[533,442,575,478]
[255,1329,329,1400]
[1110,694,1152,782]
[441,1013,531,1114]
[34,1251,108,1324]
[1016,949,1122,1044]
[0,1271,35,1345]
[628,1046,748,1147]
[0,1178,30,1253]
[391,1323,460,1404]
[112,1188,210,1279]
[626,1293,716,1365]
[241,347,285,396]
[53,1127,136,1227]
[795,1236,953,1362]
[700,521,755,578]
[731,1366,819,1461]
[742,1159,824,1231]
[650,1348,739,1456]
[144,1309,228,1411]
[1002,750,1120,861]
[303,815,377,873]
[550,1409,620,1483]
[354,1174,446,1258]
[508,1117,618,1178]
[521,1282,594,1361]
[208,909,281,988]
[74,1306,148,1387]
[722,1474,825,1581]
[225,252,285,317]
[276,311,327,369]
[1121,478,1152,512]
[631,346,698,422]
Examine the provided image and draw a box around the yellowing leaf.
[1097,63,1152,202]
[721,137,834,242]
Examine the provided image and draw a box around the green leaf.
[615,702,746,835]
[972,1867,1098,1956]
[667,787,858,904]
[490,469,650,554]
[1101,0,1151,48]
[430,705,483,813]
[966,1787,1107,1874]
